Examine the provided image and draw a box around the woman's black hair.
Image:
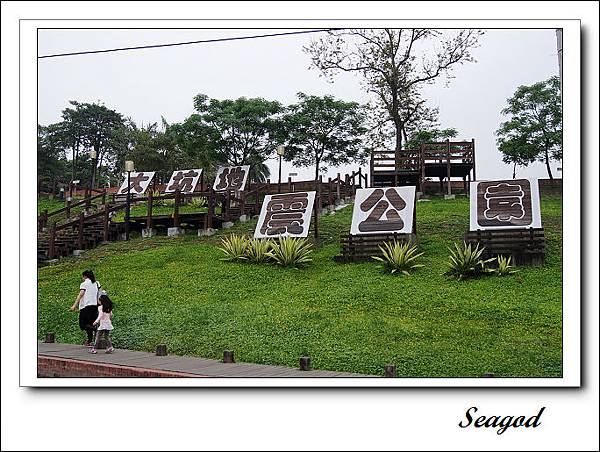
[82,270,96,283]
[99,294,113,313]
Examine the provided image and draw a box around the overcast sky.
[37,28,561,182]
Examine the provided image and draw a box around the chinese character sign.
[165,169,203,193]
[117,171,156,196]
[254,191,316,238]
[213,165,250,192]
[470,178,541,230]
[350,187,416,235]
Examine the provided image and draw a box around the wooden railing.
[38,191,108,229]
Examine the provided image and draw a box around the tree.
[280,93,367,179]
[305,29,482,155]
[496,76,562,179]
[37,124,69,183]
[404,127,458,150]
[191,94,283,181]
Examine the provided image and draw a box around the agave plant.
[371,241,424,275]
[245,238,273,264]
[444,242,494,280]
[217,234,248,262]
[268,237,313,268]
[494,255,518,276]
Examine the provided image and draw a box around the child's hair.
[82,270,96,283]
[99,294,113,313]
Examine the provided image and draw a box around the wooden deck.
[38,342,370,378]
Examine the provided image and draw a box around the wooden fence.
[464,228,546,266]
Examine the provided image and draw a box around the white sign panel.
[254,191,316,238]
[165,169,203,193]
[469,178,542,231]
[213,165,250,192]
[117,171,155,196]
[350,186,416,235]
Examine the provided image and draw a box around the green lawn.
[37,195,562,377]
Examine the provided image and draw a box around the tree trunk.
[512,161,517,179]
[314,159,320,181]
[544,147,553,180]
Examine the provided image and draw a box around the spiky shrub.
[245,238,273,264]
[494,255,518,276]
[190,196,207,209]
[371,241,424,275]
[218,234,248,262]
[269,237,313,268]
[444,242,494,280]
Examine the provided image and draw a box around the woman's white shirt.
[78,279,101,310]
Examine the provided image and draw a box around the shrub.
[245,238,273,264]
[190,196,207,209]
[269,237,313,268]
[218,234,249,262]
[371,241,424,275]
[444,242,494,280]
[494,255,518,276]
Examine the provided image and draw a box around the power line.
[38,28,340,59]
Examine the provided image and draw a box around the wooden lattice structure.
[370,140,476,193]
[335,232,418,263]
[464,228,546,266]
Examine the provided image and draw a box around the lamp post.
[277,145,285,193]
[124,160,134,241]
[89,149,97,196]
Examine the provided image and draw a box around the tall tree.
[305,29,482,155]
[191,94,283,181]
[281,93,367,179]
[496,76,562,179]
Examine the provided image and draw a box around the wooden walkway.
[38,342,369,378]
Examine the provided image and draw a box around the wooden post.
[358,167,363,188]
[48,224,56,259]
[471,138,477,181]
[420,144,426,192]
[85,191,91,211]
[336,173,341,201]
[66,200,71,218]
[299,356,311,371]
[200,171,204,192]
[41,210,48,229]
[173,190,181,228]
[146,190,153,230]
[223,350,235,363]
[207,188,214,229]
[370,152,374,187]
[155,344,168,356]
[101,192,106,206]
[103,205,110,242]
[344,174,349,198]
[78,212,85,249]
[288,176,292,193]
[328,177,333,206]
[384,365,397,378]
[446,139,452,196]
[240,191,246,217]
[44,332,56,343]
[254,185,261,216]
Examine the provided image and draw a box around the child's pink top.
[95,305,113,331]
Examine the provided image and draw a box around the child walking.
[90,294,114,354]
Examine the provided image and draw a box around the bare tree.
[305,29,483,157]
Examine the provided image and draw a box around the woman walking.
[69,270,101,346]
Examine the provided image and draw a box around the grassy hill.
[37,195,562,377]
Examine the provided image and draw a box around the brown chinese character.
[260,193,309,236]
[119,172,150,194]
[215,166,246,191]
[168,170,199,193]
[476,179,532,227]
[484,183,525,221]
[358,188,406,232]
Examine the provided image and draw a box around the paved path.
[38,342,370,378]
